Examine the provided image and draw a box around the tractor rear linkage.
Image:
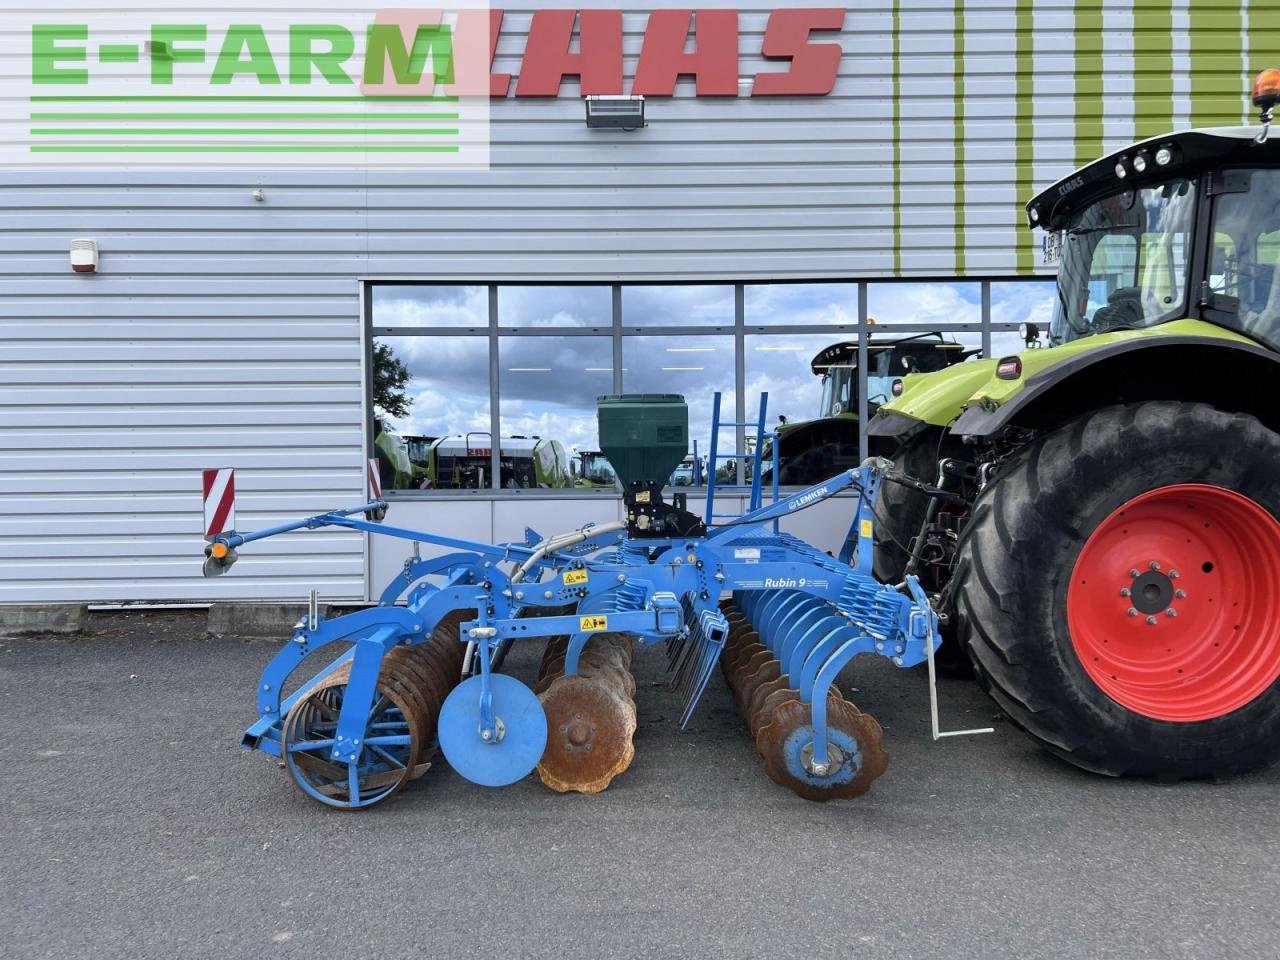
[209,432,986,810]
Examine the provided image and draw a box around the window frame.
[364,278,1039,499]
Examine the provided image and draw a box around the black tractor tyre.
[953,401,1280,780]
[872,430,945,586]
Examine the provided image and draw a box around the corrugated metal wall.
[0,0,1267,601]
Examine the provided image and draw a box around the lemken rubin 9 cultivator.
[203,394,984,809]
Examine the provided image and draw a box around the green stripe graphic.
[1133,0,1174,138]
[31,95,458,103]
[1190,0,1245,127]
[31,128,459,137]
[1075,0,1104,167]
[1014,0,1034,273]
[30,145,461,154]
[31,113,460,121]
[954,0,967,276]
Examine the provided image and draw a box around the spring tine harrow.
[211,391,961,809]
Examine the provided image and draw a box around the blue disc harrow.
[204,395,971,809]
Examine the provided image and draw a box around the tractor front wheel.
[954,401,1280,779]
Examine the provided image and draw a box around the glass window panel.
[498,336,613,488]
[498,286,612,328]
[622,335,734,485]
[989,329,1029,360]
[621,285,734,327]
[744,283,857,326]
[372,285,488,329]
[866,281,981,325]
[372,335,490,491]
[991,280,1056,348]
[745,333,859,485]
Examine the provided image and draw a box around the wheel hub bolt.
[1149,561,1161,571]
[1120,587,1132,598]
[1166,608,1178,618]
[1169,569,1180,579]
[1145,615,1158,625]
[1175,589,1187,599]
[1129,568,1140,578]
[1127,607,1138,617]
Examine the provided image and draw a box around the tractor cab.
[769,334,970,486]
[813,336,973,415]
[574,450,618,489]
[1024,74,1280,353]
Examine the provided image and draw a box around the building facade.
[0,0,1267,602]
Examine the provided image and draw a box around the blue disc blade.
[438,674,548,787]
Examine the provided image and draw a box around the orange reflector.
[1252,68,1280,107]
[210,542,229,559]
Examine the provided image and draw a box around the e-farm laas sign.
[7,2,491,170]
[3,3,845,170]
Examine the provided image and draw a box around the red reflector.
[996,357,1022,380]
[891,379,904,397]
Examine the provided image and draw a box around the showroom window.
[367,279,1047,495]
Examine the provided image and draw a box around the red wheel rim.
[1067,483,1280,722]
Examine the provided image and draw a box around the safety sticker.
[579,615,609,632]
[733,547,761,560]
[860,519,874,539]
[563,569,589,586]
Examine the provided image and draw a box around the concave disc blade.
[755,697,889,802]
[537,675,636,794]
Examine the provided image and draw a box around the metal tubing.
[808,635,874,766]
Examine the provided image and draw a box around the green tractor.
[867,71,1280,781]
[770,335,971,486]
[573,450,619,489]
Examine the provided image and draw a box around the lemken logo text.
[787,485,830,511]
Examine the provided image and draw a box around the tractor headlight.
[1155,145,1176,166]
[891,379,904,397]
[1133,151,1149,173]
[1115,158,1129,179]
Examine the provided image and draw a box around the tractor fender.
[951,335,1280,438]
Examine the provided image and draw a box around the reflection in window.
[992,280,1055,349]
[498,286,612,328]
[622,335,733,484]
[372,336,490,491]
[372,285,487,329]
[744,283,856,326]
[499,337,612,488]
[867,282,981,325]
[621,285,734,327]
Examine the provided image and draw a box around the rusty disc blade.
[723,639,767,679]
[733,657,782,718]
[755,696,889,802]
[728,649,774,711]
[536,675,637,794]
[746,675,793,736]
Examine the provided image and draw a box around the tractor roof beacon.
[866,69,1280,782]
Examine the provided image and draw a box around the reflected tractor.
[771,334,971,486]
[204,394,984,809]
[867,70,1280,780]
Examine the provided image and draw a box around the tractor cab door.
[1205,168,1280,350]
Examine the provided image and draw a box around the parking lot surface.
[2,611,1276,960]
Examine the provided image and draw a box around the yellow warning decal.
[563,569,588,586]
[860,519,874,539]
[579,615,609,632]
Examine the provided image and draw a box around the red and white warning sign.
[202,468,236,539]
[368,458,383,500]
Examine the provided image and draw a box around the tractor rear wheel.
[954,401,1280,779]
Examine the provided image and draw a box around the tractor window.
[1208,169,1280,350]
[1049,178,1195,344]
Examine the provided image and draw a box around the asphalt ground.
[1,611,1277,960]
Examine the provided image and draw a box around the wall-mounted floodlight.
[585,95,645,130]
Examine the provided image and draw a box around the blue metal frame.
[216,394,940,797]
